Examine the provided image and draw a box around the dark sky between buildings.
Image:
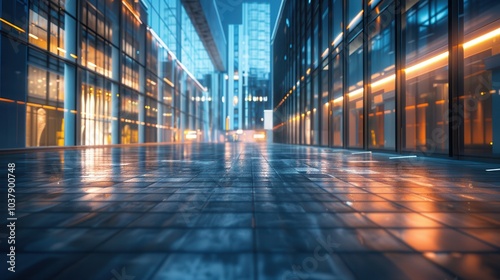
[215,0,282,37]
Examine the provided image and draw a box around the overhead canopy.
[181,0,227,72]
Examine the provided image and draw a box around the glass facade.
[273,0,500,159]
[0,0,222,148]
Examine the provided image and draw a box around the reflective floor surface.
[1,143,500,279]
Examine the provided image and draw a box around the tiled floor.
[1,143,500,279]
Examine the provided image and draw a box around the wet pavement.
[1,143,500,279]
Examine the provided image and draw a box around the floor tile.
[3,142,500,278]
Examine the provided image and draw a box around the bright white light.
[389,155,417,159]
[186,131,197,139]
[351,151,372,155]
[486,168,500,172]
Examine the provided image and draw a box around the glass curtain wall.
[272,0,500,160]
[0,0,214,148]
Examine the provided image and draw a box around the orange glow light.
[347,11,364,30]
[0,97,15,103]
[332,32,343,47]
[348,88,363,99]
[321,47,329,58]
[122,1,142,24]
[0,18,25,33]
[405,52,449,74]
[464,27,500,49]
[371,74,395,88]
[163,78,174,88]
[333,96,344,103]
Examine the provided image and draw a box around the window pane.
[312,72,319,145]
[347,0,362,30]
[404,0,448,154]
[368,8,396,150]
[29,2,49,50]
[332,0,343,47]
[332,53,343,147]
[462,0,500,156]
[347,34,364,148]
[80,73,112,145]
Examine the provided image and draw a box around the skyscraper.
[225,2,270,131]
[0,0,226,148]
[272,0,500,159]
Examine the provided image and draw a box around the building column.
[157,75,164,143]
[211,73,220,142]
[228,25,235,130]
[448,0,464,158]
[64,0,77,146]
[180,71,187,141]
[138,66,145,143]
[138,94,145,143]
[222,73,227,135]
[203,89,210,142]
[492,70,500,154]
[111,83,120,144]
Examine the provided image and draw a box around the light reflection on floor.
[1,143,500,279]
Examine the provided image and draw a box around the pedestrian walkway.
[1,143,500,279]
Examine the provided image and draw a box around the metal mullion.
[342,0,348,149]
[363,0,369,151]
[448,0,464,158]
[395,0,405,154]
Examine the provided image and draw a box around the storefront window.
[120,89,139,144]
[26,51,65,147]
[26,105,64,147]
[80,72,112,146]
[145,97,158,142]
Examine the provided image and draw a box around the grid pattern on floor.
[1,143,500,280]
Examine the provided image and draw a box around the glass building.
[272,0,500,159]
[0,0,226,149]
[225,2,271,131]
